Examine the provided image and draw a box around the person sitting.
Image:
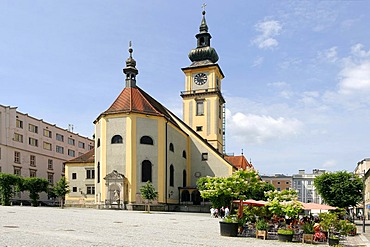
[313,220,326,242]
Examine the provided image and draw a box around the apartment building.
[292,169,325,203]
[260,174,292,191]
[0,104,94,203]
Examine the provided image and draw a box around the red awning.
[233,199,268,207]
[300,202,336,210]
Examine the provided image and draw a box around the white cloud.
[322,159,337,168]
[252,56,264,67]
[227,112,303,144]
[319,46,338,63]
[253,19,282,49]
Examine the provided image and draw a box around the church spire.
[188,6,219,64]
[123,41,138,88]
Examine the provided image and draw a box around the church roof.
[66,148,95,163]
[224,155,253,170]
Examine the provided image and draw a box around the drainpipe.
[165,120,168,208]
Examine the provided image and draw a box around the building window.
[97,162,100,183]
[86,169,95,179]
[43,142,52,151]
[48,159,53,170]
[68,138,75,146]
[140,136,153,145]
[30,170,37,177]
[286,181,289,184]
[277,181,280,184]
[68,149,75,157]
[219,103,222,119]
[30,155,36,167]
[307,180,312,185]
[86,186,95,195]
[196,100,204,116]
[72,173,77,180]
[14,133,23,142]
[43,129,52,138]
[88,145,94,150]
[182,150,187,159]
[0,147,1,160]
[97,139,100,148]
[196,126,203,131]
[142,160,152,182]
[28,124,38,133]
[169,143,174,152]
[78,142,85,149]
[16,119,23,129]
[29,137,38,147]
[14,167,21,176]
[169,165,174,187]
[111,135,123,144]
[201,153,208,161]
[72,187,77,192]
[56,145,64,154]
[277,188,281,191]
[47,173,54,184]
[183,170,187,187]
[14,151,21,164]
[56,133,64,142]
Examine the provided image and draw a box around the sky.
[1,1,370,175]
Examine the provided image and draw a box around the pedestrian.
[214,208,219,218]
[224,206,230,217]
[220,206,225,218]
[210,207,215,217]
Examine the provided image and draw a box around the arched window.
[169,143,174,152]
[140,136,153,145]
[182,170,187,187]
[182,150,186,159]
[97,138,100,148]
[181,190,190,202]
[111,135,123,144]
[97,162,100,183]
[142,160,152,182]
[170,165,174,187]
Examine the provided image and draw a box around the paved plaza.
[0,206,369,247]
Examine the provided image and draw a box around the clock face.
[194,73,208,85]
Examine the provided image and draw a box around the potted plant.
[328,235,340,246]
[346,223,357,236]
[219,216,239,237]
[301,221,315,243]
[255,218,269,240]
[277,228,294,242]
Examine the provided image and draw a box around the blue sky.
[1,1,370,175]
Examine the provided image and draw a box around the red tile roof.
[224,155,253,170]
[66,148,95,163]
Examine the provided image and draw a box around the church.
[65,10,253,210]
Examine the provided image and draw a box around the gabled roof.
[224,155,253,170]
[95,86,180,129]
[66,148,94,163]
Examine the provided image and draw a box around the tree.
[0,174,22,206]
[197,168,268,209]
[53,176,70,209]
[265,189,302,218]
[140,181,158,213]
[314,171,362,209]
[22,177,49,206]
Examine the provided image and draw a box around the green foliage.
[302,222,315,234]
[314,171,362,209]
[277,228,294,235]
[0,173,22,206]
[23,177,49,207]
[53,176,70,208]
[255,218,269,230]
[265,190,302,218]
[243,204,271,223]
[140,181,158,212]
[223,215,238,223]
[197,168,265,208]
[319,212,340,232]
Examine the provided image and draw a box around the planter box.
[219,221,238,237]
[278,234,293,242]
[328,238,339,246]
[302,233,314,244]
[256,230,267,240]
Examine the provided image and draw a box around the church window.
[196,100,204,116]
[201,152,208,161]
[72,187,77,192]
[142,160,152,182]
[111,135,123,144]
[196,126,203,131]
[72,173,77,180]
[170,165,174,187]
[97,162,100,183]
[169,143,174,152]
[97,138,100,148]
[182,150,186,159]
[183,170,187,187]
[140,136,153,145]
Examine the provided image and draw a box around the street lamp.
[351,170,366,233]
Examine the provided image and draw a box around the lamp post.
[362,169,366,233]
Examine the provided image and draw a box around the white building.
[292,169,325,203]
[0,104,94,203]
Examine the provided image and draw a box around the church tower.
[181,9,226,153]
